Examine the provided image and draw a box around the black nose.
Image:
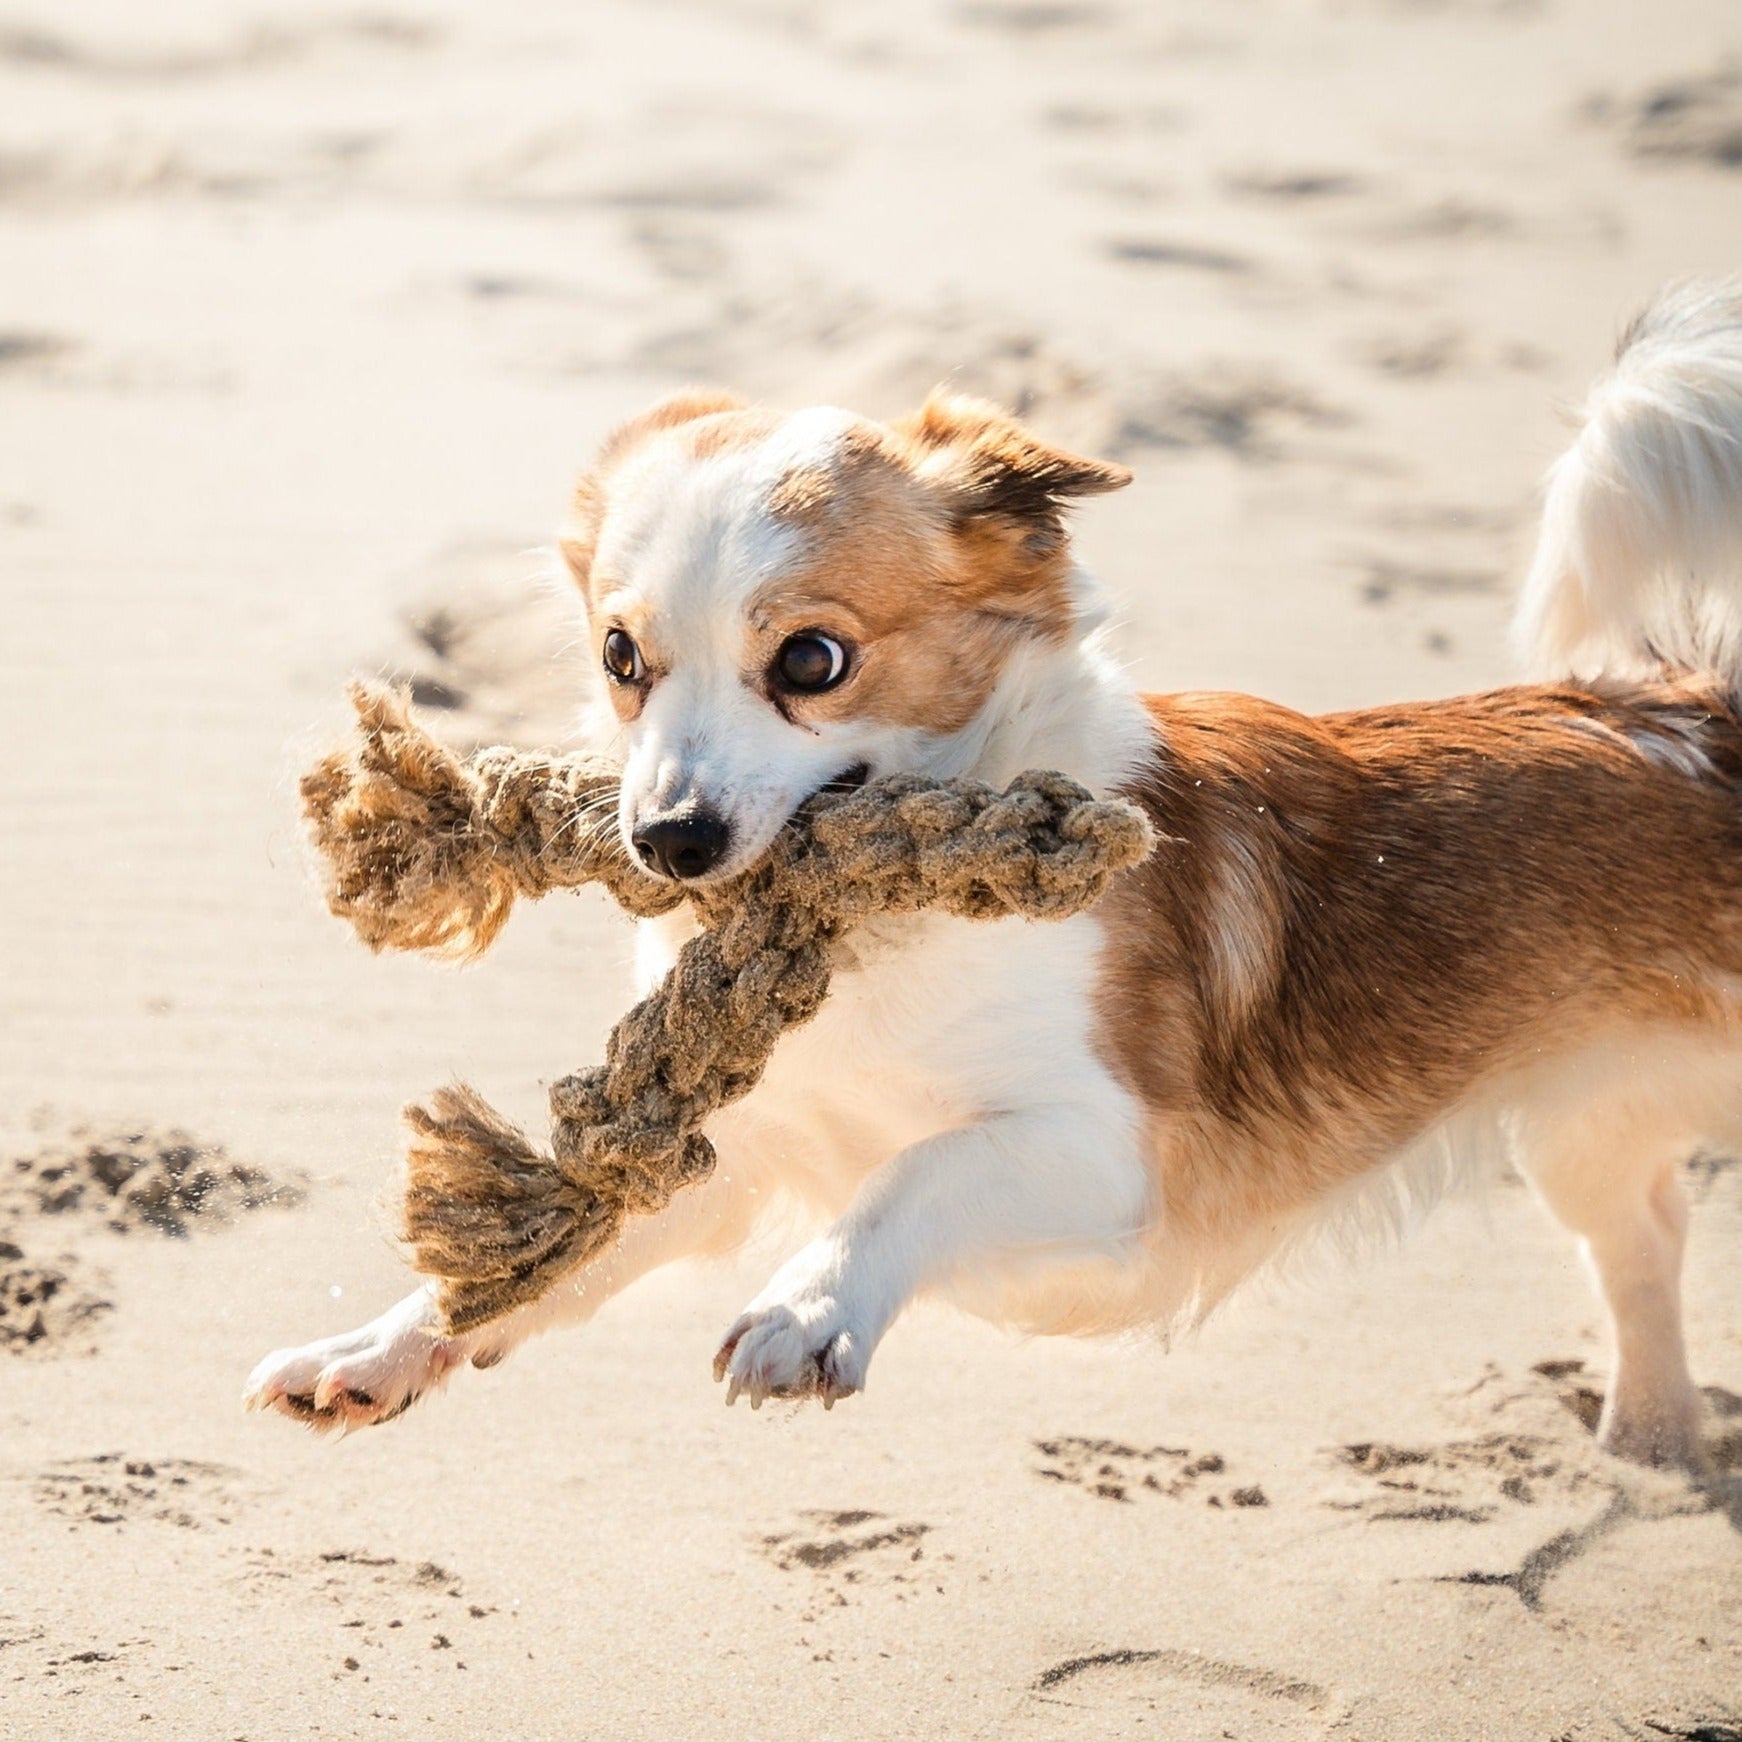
[631,807,732,881]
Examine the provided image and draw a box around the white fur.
[1517,278,1742,691]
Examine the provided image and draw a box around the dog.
[247,282,1742,1469]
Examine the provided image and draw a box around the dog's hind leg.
[1514,1078,1706,1470]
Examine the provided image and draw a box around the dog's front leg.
[714,1100,1149,1407]
[246,1163,757,1432]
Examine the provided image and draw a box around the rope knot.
[304,682,1155,1332]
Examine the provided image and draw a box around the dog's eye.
[774,633,848,693]
[602,628,643,684]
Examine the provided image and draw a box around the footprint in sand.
[1112,364,1352,463]
[380,544,593,753]
[238,1549,500,1674]
[0,330,76,374]
[1022,1646,1338,1741]
[1224,167,1369,202]
[1530,1357,1742,1471]
[1323,1432,1585,1524]
[761,1509,944,1609]
[1104,236,1255,276]
[0,1244,109,1356]
[1354,556,1504,605]
[1322,1359,1627,1525]
[5,1125,301,1238]
[0,15,436,80]
[1584,65,1742,171]
[1359,324,1469,379]
[35,1454,243,1531]
[1326,1362,1742,1614]
[954,2,1116,36]
[1032,1436,1268,1510]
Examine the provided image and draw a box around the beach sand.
[3,2,1740,1736]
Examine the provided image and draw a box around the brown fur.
[560,389,755,592]
[1097,677,1742,1245]
[751,442,1042,735]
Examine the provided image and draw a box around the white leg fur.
[1514,1074,1708,1470]
[1508,280,1742,1467]
[244,1170,755,1432]
[714,1101,1149,1407]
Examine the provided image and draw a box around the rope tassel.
[303,682,1155,1333]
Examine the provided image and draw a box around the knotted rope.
[303,682,1154,1333]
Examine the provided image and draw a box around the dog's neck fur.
[922,577,1155,800]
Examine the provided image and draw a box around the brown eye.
[602,628,643,684]
[775,633,848,693]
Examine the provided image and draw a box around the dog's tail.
[1515,280,1742,693]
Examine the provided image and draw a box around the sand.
[3,1,1741,1736]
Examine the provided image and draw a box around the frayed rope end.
[400,1085,626,1335]
[300,682,522,962]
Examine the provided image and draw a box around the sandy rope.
[302,682,1153,1332]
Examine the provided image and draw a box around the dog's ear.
[562,389,750,590]
[895,392,1130,541]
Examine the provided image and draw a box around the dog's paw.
[243,1287,476,1434]
[713,1252,873,1409]
[1596,1388,1707,1473]
[714,1303,866,1409]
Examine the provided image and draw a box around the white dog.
[249,283,1742,1469]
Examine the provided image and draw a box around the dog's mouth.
[817,761,871,797]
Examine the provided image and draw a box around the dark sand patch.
[1116,364,1351,461]
[0,329,76,370]
[0,1244,109,1356]
[379,541,592,751]
[6,1125,301,1237]
[0,15,437,80]
[237,1547,499,1670]
[36,1454,241,1531]
[760,1509,946,1610]
[1355,556,1504,604]
[1325,1419,1603,1525]
[1586,66,1742,170]
[1032,1436,1265,1508]
[1,1124,302,1357]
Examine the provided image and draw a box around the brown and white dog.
[248,283,1742,1469]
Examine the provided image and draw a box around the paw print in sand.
[1032,1437,1268,1508]
[35,1455,241,1530]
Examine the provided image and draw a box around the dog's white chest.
[636,907,1106,1215]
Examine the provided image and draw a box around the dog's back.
[1085,285,1742,1466]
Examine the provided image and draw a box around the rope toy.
[302,682,1155,1334]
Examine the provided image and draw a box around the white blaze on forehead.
[594,405,860,630]
[602,404,873,860]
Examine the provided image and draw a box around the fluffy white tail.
[1515,280,1742,690]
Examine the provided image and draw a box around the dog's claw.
[245,1289,469,1434]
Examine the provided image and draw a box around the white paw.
[243,1287,483,1434]
[712,1248,874,1410]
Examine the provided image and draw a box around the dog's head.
[561,389,1130,883]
